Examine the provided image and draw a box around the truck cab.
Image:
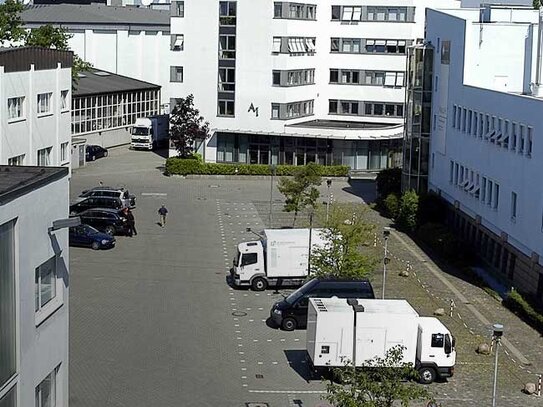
[232,241,266,290]
[416,317,456,384]
[131,118,153,150]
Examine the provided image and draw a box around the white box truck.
[231,228,326,291]
[130,114,169,150]
[306,298,456,384]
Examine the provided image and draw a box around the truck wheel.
[418,367,436,384]
[251,277,267,291]
[281,317,297,331]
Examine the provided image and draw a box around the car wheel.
[103,151,108,157]
[251,277,268,291]
[281,317,297,332]
[104,225,115,236]
[418,367,436,384]
[91,241,100,250]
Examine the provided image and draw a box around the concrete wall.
[0,175,69,407]
[83,126,133,148]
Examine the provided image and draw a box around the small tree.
[170,94,210,158]
[277,162,321,226]
[376,167,402,198]
[326,345,431,407]
[0,0,25,44]
[311,203,376,279]
[397,190,419,232]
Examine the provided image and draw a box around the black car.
[69,224,115,250]
[74,208,129,236]
[270,278,375,331]
[70,196,123,215]
[86,145,108,161]
[79,187,136,208]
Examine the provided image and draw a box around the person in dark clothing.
[158,205,168,227]
[126,209,137,236]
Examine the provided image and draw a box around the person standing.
[158,205,168,227]
[126,209,137,236]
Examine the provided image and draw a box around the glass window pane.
[0,222,16,386]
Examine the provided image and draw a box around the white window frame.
[272,37,282,53]
[60,90,69,112]
[37,92,52,115]
[7,154,25,166]
[7,96,25,121]
[60,142,69,164]
[36,366,60,407]
[37,147,52,166]
[171,34,184,51]
[35,255,63,326]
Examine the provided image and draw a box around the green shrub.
[376,167,402,198]
[383,193,400,218]
[164,158,349,177]
[397,190,419,232]
[417,222,460,260]
[503,290,543,334]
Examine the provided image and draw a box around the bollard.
[489,337,495,355]
[449,299,455,317]
[538,374,542,397]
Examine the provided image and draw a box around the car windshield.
[82,225,100,234]
[132,127,149,135]
[285,278,318,304]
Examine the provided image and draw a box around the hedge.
[503,290,543,334]
[165,158,350,177]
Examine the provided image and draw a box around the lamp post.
[492,323,504,407]
[307,210,314,275]
[382,227,391,299]
[269,164,277,227]
[326,178,332,222]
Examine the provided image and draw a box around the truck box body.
[131,114,169,150]
[307,298,456,383]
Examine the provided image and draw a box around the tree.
[534,0,540,10]
[169,94,210,158]
[0,0,25,44]
[397,190,419,232]
[277,162,321,226]
[376,167,402,198]
[325,345,431,407]
[311,203,376,279]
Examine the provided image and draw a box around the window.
[35,367,58,407]
[60,142,69,163]
[219,1,236,26]
[37,92,52,115]
[60,90,69,111]
[271,103,280,119]
[272,37,281,53]
[272,71,281,85]
[519,124,525,154]
[218,67,235,91]
[35,256,57,312]
[0,222,15,390]
[219,34,235,59]
[511,191,517,221]
[493,183,500,209]
[431,334,444,348]
[170,66,183,82]
[331,5,340,20]
[272,100,313,120]
[218,100,235,116]
[7,154,24,166]
[449,161,454,183]
[171,0,184,17]
[37,147,52,166]
[241,253,258,266]
[7,96,24,120]
[171,34,184,51]
[0,387,16,407]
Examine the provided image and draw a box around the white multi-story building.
[0,47,73,168]
[169,0,460,170]
[21,3,171,106]
[0,165,70,407]
[404,5,543,302]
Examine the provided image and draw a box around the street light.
[326,178,332,222]
[492,323,504,407]
[382,227,391,299]
[269,164,277,227]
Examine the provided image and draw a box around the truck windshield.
[285,278,318,304]
[132,127,149,135]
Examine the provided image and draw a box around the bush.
[165,158,349,177]
[397,190,419,232]
[417,222,461,260]
[383,193,400,218]
[503,290,543,334]
[376,167,402,198]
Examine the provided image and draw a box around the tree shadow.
[341,179,377,204]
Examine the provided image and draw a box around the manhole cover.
[246,403,269,407]
[255,374,264,379]
[232,311,247,317]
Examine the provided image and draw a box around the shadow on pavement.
[284,349,316,382]
[341,179,377,203]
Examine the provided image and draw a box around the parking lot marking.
[267,339,272,342]
[241,367,247,371]
[141,192,167,196]
[239,351,244,355]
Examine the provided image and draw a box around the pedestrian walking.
[158,205,168,227]
[126,208,137,236]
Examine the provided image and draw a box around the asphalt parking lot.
[69,147,543,407]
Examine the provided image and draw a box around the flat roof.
[21,4,169,28]
[0,166,68,206]
[312,298,419,315]
[0,46,73,72]
[73,68,160,97]
[288,120,398,130]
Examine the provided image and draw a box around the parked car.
[78,186,136,208]
[270,278,376,331]
[69,224,115,250]
[86,145,108,161]
[70,196,124,215]
[73,208,129,236]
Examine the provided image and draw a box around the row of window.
[329,100,404,117]
[331,38,408,54]
[271,100,314,120]
[331,6,411,22]
[7,91,69,121]
[219,34,236,59]
[219,1,237,26]
[274,2,316,20]
[449,160,501,209]
[272,36,316,54]
[272,69,315,87]
[451,104,533,157]
[330,69,404,87]
[219,67,236,92]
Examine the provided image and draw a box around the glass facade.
[71,90,160,135]
[216,133,401,170]
[402,44,434,192]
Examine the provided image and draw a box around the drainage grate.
[232,311,248,317]
[246,403,269,407]
[255,374,264,379]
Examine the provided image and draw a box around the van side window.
[431,334,444,347]
[241,253,258,266]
